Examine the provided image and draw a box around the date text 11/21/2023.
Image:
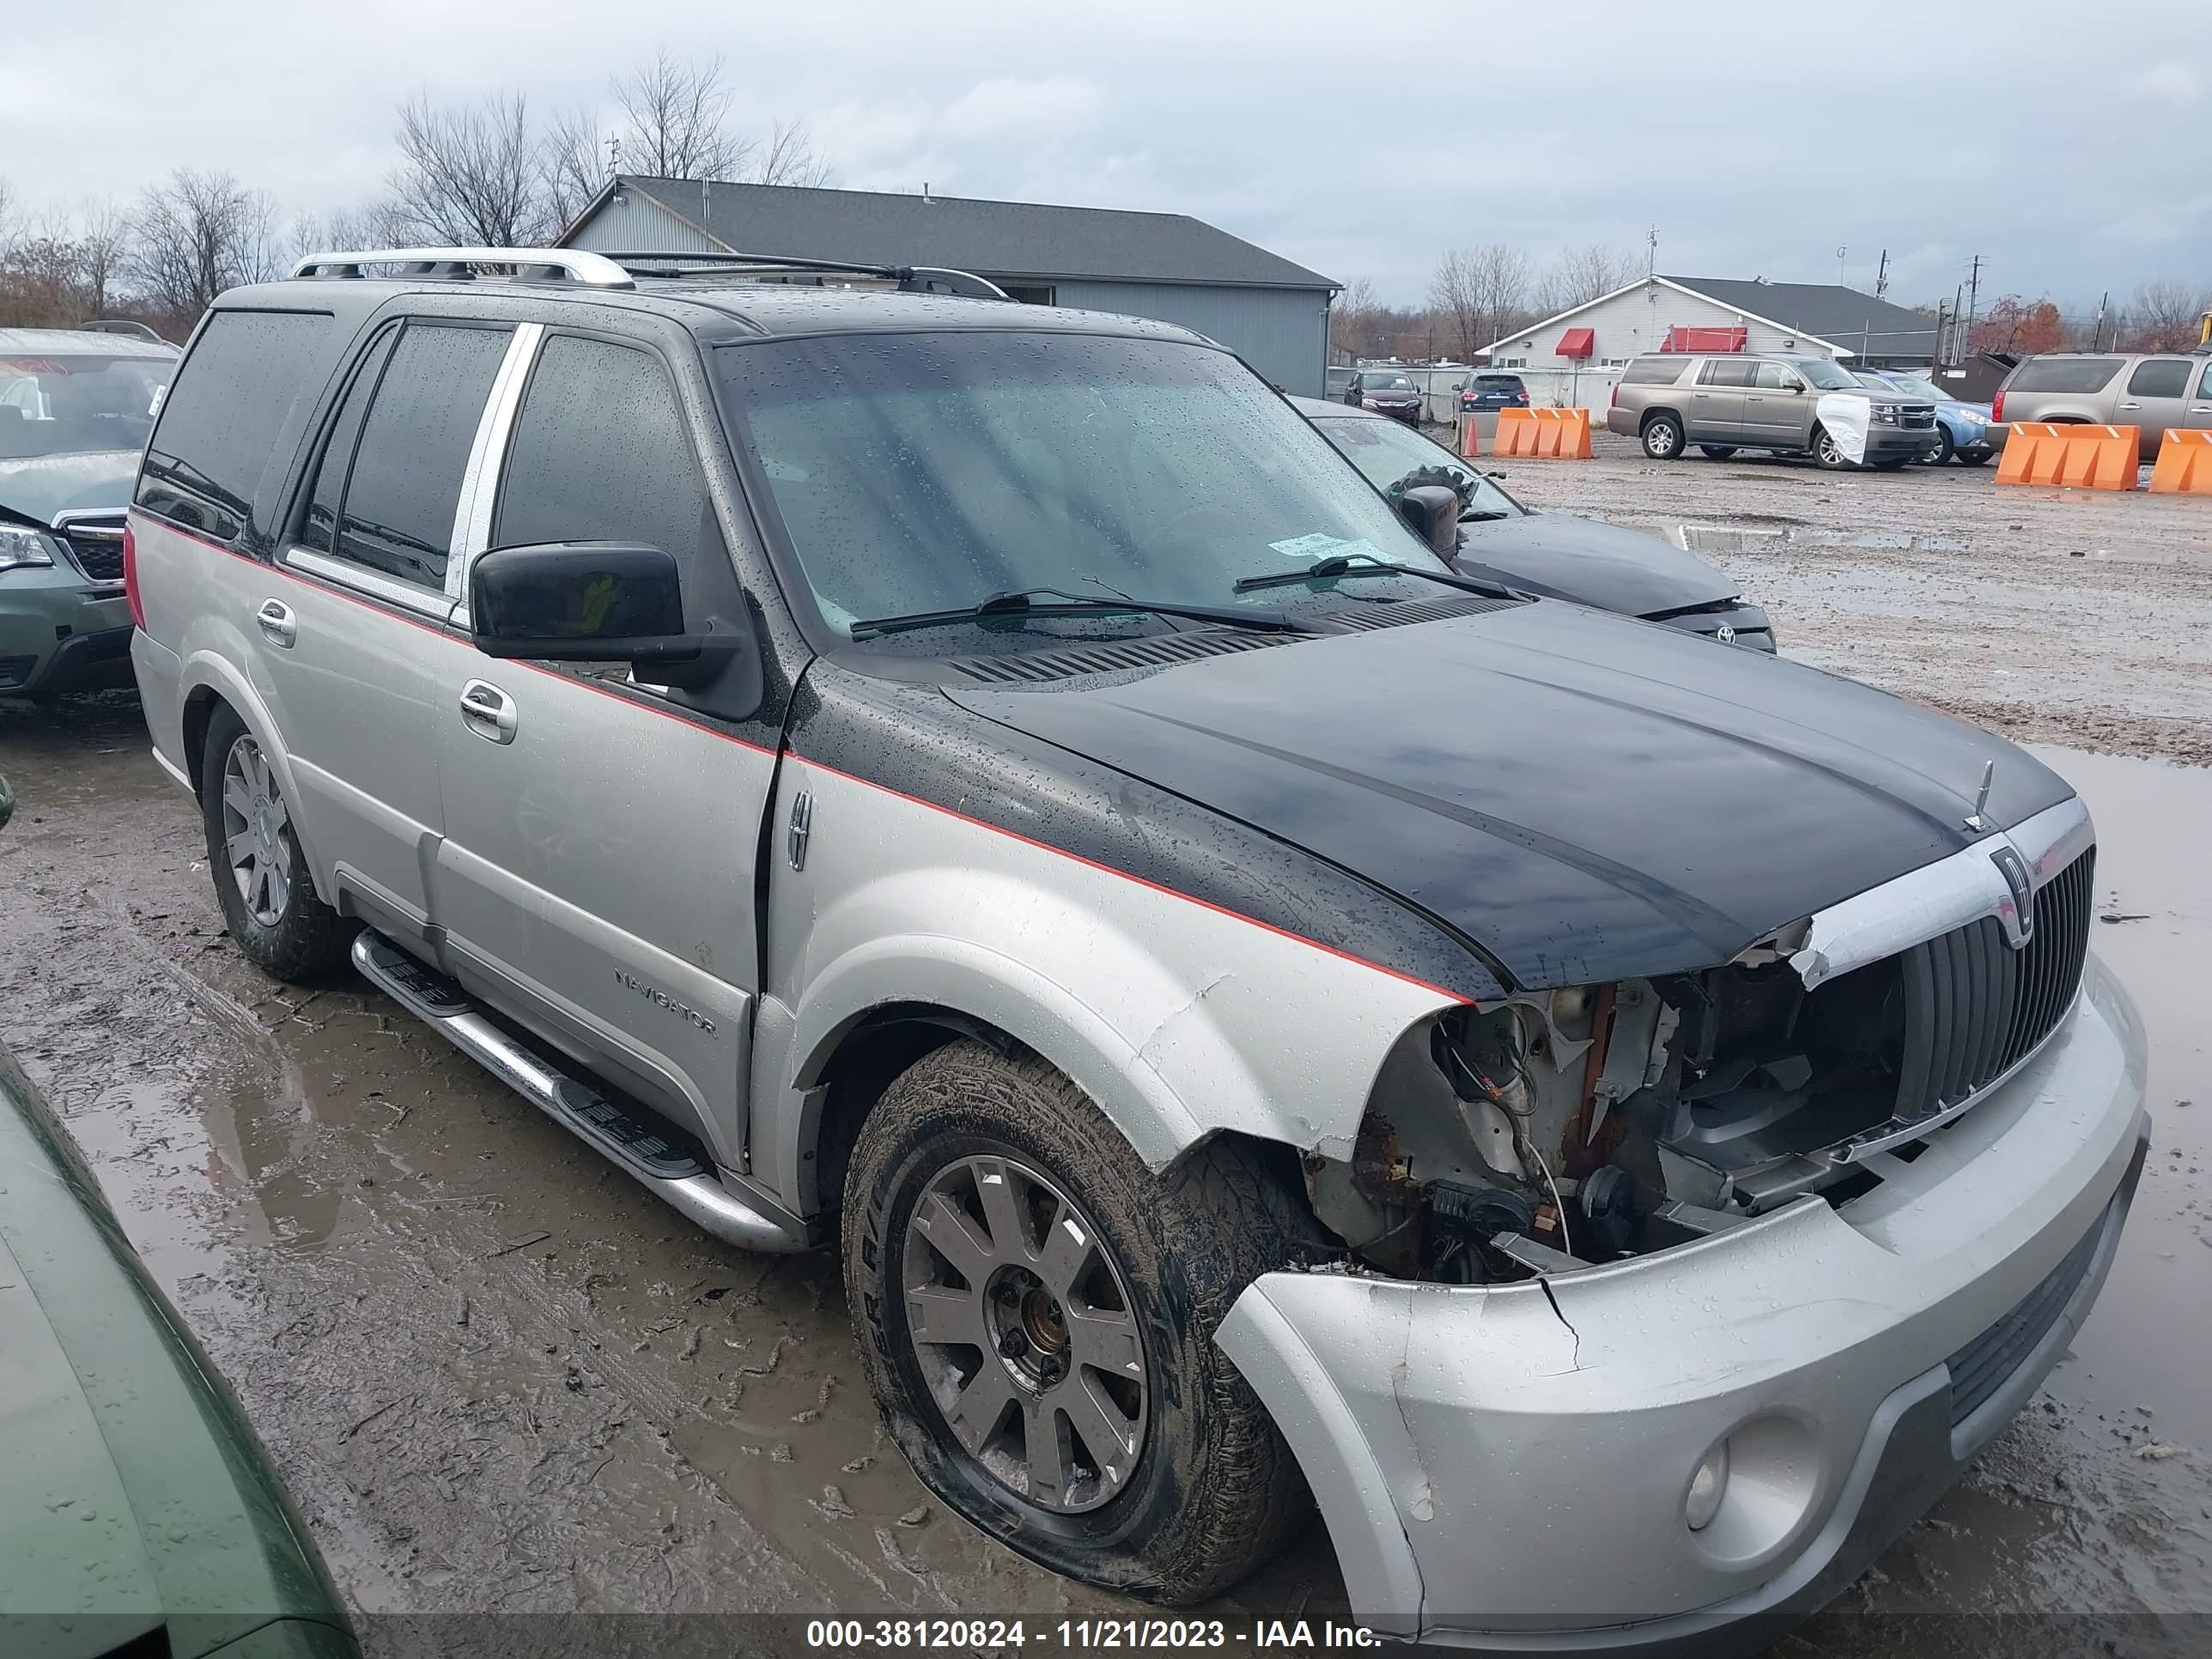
[804,1618,1382,1649]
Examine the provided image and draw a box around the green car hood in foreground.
[0,1049,356,1659]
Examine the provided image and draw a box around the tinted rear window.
[1471,374,1522,390]
[2125,358,2192,398]
[2008,356,2122,394]
[137,310,333,544]
[1620,358,1688,385]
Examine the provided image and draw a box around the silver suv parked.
[127,246,2146,1652]
[1992,352,2212,461]
[1608,351,1942,468]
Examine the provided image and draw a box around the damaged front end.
[1304,817,2100,1284]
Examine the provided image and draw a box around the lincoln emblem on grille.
[1990,844,2035,948]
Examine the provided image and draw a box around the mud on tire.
[198,703,356,983]
[842,1040,1321,1602]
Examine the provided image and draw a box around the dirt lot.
[1501,431,2212,765]
[2,450,2209,1655]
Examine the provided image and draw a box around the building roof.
[1482,274,1938,360]
[564,175,1338,292]
[1661,276,1936,358]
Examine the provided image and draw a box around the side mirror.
[470,542,739,692]
[1397,484,1462,556]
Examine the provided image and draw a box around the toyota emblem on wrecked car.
[1990,844,2036,948]
[1716,623,1736,644]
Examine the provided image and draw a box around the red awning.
[1556,327,1595,359]
[1661,325,1748,353]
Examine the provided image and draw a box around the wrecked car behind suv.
[127,246,2146,1651]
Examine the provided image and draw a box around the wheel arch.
[1638,404,1684,432]
[175,653,326,880]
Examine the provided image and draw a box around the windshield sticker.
[1267,532,1386,563]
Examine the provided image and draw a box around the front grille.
[1893,849,2094,1122]
[1902,408,1937,429]
[1947,1211,2103,1427]
[56,518,125,584]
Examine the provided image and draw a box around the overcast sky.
[8,1,2209,312]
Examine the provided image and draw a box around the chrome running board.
[350,930,811,1254]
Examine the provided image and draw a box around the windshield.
[1790,358,1860,392]
[718,333,1447,644]
[0,355,172,459]
[1888,374,1944,401]
[1360,372,1414,391]
[1310,415,1522,519]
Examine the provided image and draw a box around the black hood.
[945,601,2071,989]
[1455,514,1739,617]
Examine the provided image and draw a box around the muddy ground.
[2,449,2209,1656]
[1501,432,2212,767]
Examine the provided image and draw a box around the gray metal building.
[558,175,1339,395]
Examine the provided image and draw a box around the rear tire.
[1960,448,1991,466]
[1642,413,1685,459]
[198,704,355,983]
[842,1041,1319,1603]
[1698,445,1738,459]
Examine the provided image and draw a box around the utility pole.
[606,135,621,178]
[1966,253,1983,328]
[2092,290,2109,352]
[1934,299,1949,366]
[1836,245,1848,287]
[1875,247,1889,299]
[1646,224,1658,282]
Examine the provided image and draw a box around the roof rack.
[589,249,1010,302]
[291,247,635,289]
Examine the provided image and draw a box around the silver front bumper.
[1218,954,2148,1650]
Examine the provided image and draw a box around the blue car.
[1853,369,2002,465]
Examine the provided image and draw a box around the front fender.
[762,756,1462,1203]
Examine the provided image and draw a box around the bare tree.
[129,168,278,325]
[750,118,832,188]
[1329,276,1382,356]
[1539,244,1638,313]
[76,198,130,315]
[1431,245,1532,360]
[391,92,551,245]
[613,50,747,179]
[542,106,615,231]
[2120,278,2212,351]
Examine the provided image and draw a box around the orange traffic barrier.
[1461,417,1480,458]
[2148,428,2212,495]
[1492,406,1593,459]
[1995,422,2139,491]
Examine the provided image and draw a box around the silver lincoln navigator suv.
[126,246,2148,1653]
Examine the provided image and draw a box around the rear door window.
[137,309,333,544]
[2008,357,2123,394]
[2125,358,2191,398]
[329,323,510,590]
[491,334,717,570]
[298,328,399,555]
[1620,358,1687,386]
[1698,360,1756,387]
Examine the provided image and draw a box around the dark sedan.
[1342,367,1423,424]
[1459,371,1530,413]
[1293,396,1775,651]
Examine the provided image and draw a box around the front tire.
[1813,425,1856,471]
[842,1041,1317,1602]
[1642,413,1685,459]
[1925,430,1955,465]
[198,705,354,982]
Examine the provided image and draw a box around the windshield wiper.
[1231,554,1521,599]
[848,586,1317,641]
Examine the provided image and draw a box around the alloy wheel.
[220,734,293,926]
[902,1153,1148,1513]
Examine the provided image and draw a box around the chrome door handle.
[256,599,297,647]
[459,679,518,744]
[2118,401,2142,410]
